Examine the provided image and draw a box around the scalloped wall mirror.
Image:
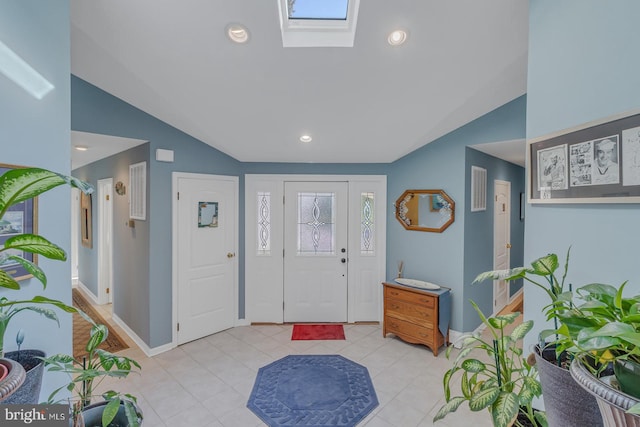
[395,189,455,232]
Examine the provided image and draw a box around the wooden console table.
[382,282,450,356]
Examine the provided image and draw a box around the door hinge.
[177,192,180,200]
[283,249,285,257]
[502,203,506,212]
[495,195,498,201]
[106,288,110,294]
[283,195,285,205]
[177,323,180,332]
[106,195,110,201]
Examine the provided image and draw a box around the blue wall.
[73,76,527,344]
[387,96,526,331]
[72,76,242,347]
[0,0,71,400]
[464,147,525,330]
[73,77,395,347]
[74,143,152,343]
[524,1,640,350]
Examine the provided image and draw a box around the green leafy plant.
[566,281,640,412]
[0,167,93,357]
[42,317,142,427]
[474,249,578,361]
[571,281,640,364]
[434,301,546,427]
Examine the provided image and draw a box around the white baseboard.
[236,318,251,327]
[510,287,524,303]
[76,281,99,305]
[111,313,175,357]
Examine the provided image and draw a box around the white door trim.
[171,172,239,347]
[245,174,387,324]
[493,179,511,314]
[97,178,114,305]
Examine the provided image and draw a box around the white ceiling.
[71,131,147,170]
[70,0,529,164]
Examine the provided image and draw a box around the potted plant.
[474,249,604,427]
[433,301,546,427]
[565,281,640,426]
[0,167,93,403]
[42,316,142,427]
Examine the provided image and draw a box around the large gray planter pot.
[571,354,640,427]
[0,357,26,402]
[3,349,45,404]
[534,345,603,427]
[77,400,143,427]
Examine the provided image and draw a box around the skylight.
[278,0,360,47]
[287,0,348,21]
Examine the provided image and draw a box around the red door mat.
[291,324,346,340]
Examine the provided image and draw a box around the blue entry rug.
[247,355,378,426]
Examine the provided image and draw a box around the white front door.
[284,182,348,322]
[493,180,511,313]
[97,178,113,304]
[175,174,237,345]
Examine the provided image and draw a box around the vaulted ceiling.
[70,0,528,164]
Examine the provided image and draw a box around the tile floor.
[89,315,496,427]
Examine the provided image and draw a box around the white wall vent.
[471,166,487,212]
[129,161,146,220]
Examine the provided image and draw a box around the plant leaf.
[627,402,640,415]
[579,322,640,347]
[123,399,141,427]
[474,267,527,284]
[535,410,549,427]
[31,295,77,313]
[461,358,486,373]
[4,234,66,261]
[5,255,47,286]
[469,386,500,411]
[530,253,558,276]
[433,396,466,422]
[510,320,533,341]
[86,324,108,352]
[0,270,20,290]
[0,168,93,218]
[102,397,120,427]
[491,392,519,427]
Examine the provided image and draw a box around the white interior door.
[493,180,511,313]
[176,174,237,345]
[284,181,348,322]
[97,178,113,304]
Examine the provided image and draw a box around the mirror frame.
[395,189,455,232]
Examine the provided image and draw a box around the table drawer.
[385,286,436,308]
[385,315,434,344]
[386,298,435,323]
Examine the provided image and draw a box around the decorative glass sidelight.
[297,192,335,254]
[361,192,375,254]
[257,192,271,255]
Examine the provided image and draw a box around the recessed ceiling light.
[388,30,408,46]
[74,145,88,151]
[299,135,312,143]
[226,24,250,44]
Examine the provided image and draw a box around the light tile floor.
[89,318,496,427]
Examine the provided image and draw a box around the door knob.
[227,252,236,258]
[506,243,512,249]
